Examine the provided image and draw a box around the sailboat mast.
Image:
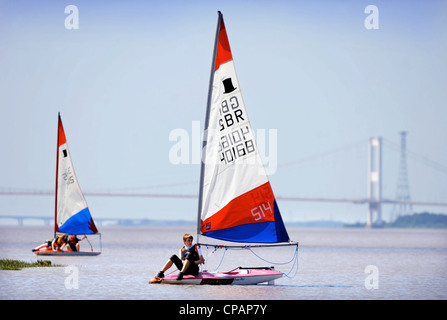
[197,11,223,242]
[54,113,61,237]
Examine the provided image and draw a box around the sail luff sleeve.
[197,11,223,241]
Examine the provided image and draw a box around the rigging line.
[200,245,227,272]
[200,244,299,277]
[84,234,94,252]
[283,246,299,279]
[246,246,298,266]
[212,248,227,272]
[165,269,178,276]
[247,246,299,279]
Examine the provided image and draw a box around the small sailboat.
[32,113,101,256]
[159,12,297,285]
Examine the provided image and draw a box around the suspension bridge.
[1,134,447,227]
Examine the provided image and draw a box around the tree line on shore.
[344,212,447,228]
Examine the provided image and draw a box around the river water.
[1,225,446,300]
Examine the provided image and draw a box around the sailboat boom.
[197,242,298,249]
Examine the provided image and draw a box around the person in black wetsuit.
[67,235,86,252]
[153,233,205,281]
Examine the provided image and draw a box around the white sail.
[56,114,97,235]
[198,12,289,243]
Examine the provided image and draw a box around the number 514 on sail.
[251,202,272,221]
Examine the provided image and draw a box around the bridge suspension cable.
[383,138,447,175]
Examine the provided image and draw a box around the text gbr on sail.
[218,95,244,131]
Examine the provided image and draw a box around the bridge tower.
[367,137,383,227]
[391,131,412,221]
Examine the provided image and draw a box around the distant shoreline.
[343,212,447,229]
[1,212,446,228]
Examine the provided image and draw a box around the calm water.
[1,225,446,300]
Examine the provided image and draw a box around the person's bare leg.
[180,260,190,273]
[176,260,190,280]
[161,260,173,272]
[150,260,173,283]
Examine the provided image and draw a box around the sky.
[1,0,447,225]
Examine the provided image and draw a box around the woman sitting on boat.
[152,233,205,282]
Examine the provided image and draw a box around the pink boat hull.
[161,269,283,285]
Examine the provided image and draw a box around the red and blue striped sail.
[198,12,289,243]
[55,114,98,235]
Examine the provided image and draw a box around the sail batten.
[198,12,289,244]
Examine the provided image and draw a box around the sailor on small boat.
[32,238,54,252]
[67,235,87,252]
[52,234,68,251]
[152,233,205,282]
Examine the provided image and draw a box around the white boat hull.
[33,249,101,256]
[160,269,283,285]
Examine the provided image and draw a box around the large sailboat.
[159,12,297,285]
[32,113,101,256]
